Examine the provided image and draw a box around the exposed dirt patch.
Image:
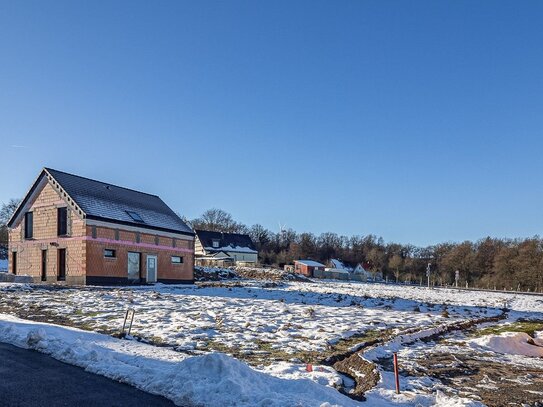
[0,302,117,335]
[193,266,313,282]
[332,353,380,400]
[194,267,239,281]
[411,351,543,407]
[196,281,248,289]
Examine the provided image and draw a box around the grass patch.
[474,320,543,338]
[203,339,322,366]
[201,329,392,368]
[329,329,392,355]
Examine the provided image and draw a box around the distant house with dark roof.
[7,168,195,285]
[194,230,258,266]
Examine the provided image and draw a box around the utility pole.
[455,270,459,288]
[426,262,431,288]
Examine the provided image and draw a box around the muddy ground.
[401,347,543,407]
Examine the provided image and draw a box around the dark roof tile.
[45,168,193,235]
[195,230,256,252]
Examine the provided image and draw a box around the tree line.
[1,202,542,292]
[191,208,543,292]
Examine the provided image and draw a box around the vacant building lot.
[1,275,542,406]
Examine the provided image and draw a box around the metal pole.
[127,309,135,336]
[393,352,400,394]
[122,309,130,334]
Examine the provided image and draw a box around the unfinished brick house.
[7,168,195,285]
[293,259,325,277]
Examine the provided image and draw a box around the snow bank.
[364,371,484,407]
[470,331,543,357]
[0,314,357,407]
[260,361,344,388]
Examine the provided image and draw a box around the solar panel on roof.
[126,211,144,223]
[43,168,194,234]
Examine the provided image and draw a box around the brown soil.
[332,352,380,400]
[410,352,543,407]
[0,301,117,335]
[235,267,312,282]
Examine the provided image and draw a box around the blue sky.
[1,1,542,246]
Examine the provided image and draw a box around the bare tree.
[0,199,21,259]
[366,247,385,280]
[388,254,403,283]
[190,208,247,233]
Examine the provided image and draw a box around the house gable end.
[8,169,85,229]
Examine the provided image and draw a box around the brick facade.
[8,179,194,285]
[85,225,194,284]
[293,261,324,277]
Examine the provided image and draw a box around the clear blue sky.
[1,1,542,246]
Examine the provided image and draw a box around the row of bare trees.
[191,209,543,292]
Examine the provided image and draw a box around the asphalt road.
[0,342,176,407]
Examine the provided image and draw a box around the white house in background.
[353,263,383,281]
[194,230,258,266]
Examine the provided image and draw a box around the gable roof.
[196,251,233,261]
[328,259,353,271]
[295,259,325,267]
[9,168,193,236]
[195,230,257,253]
[354,263,368,273]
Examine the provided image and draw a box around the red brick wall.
[8,182,86,284]
[294,262,311,277]
[85,225,194,283]
[8,177,194,285]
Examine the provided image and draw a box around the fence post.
[393,352,400,394]
[121,308,136,336]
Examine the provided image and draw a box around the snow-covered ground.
[0,313,355,407]
[0,280,509,355]
[1,279,542,406]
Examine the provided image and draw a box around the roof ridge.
[195,229,251,237]
[45,167,160,198]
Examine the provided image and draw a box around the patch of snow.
[260,361,344,388]
[329,259,352,271]
[204,245,257,254]
[296,260,326,267]
[365,372,483,406]
[469,331,543,357]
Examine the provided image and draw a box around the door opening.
[41,250,47,281]
[127,252,141,283]
[146,255,157,283]
[12,252,17,275]
[57,248,66,281]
